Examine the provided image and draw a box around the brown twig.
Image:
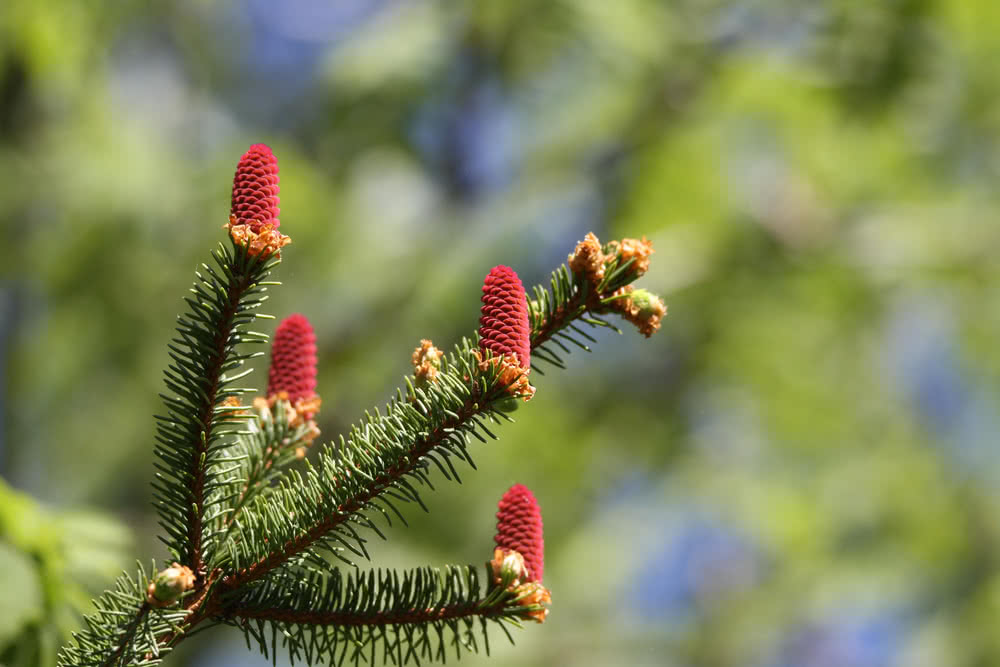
[233,599,507,628]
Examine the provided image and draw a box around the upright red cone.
[231,143,280,232]
[478,265,531,369]
[267,314,317,403]
[494,483,544,582]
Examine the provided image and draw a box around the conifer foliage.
[57,144,665,666]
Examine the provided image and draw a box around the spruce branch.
[212,313,323,540]
[528,234,659,369]
[215,406,305,529]
[60,141,663,667]
[217,244,663,588]
[215,341,496,584]
[57,563,189,667]
[152,144,292,574]
[151,240,278,574]
[224,566,532,667]
[217,245,661,590]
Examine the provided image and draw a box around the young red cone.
[479,265,531,369]
[267,314,318,404]
[231,143,281,232]
[494,483,545,582]
[226,144,290,257]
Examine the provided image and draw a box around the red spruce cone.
[231,143,280,232]
[494,483,544,582]
[267,314,317,403]
[479,265,531,369]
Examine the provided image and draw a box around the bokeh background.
[2,1,1000,665]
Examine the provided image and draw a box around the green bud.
[629,289,662,316]
[146,563,195,607]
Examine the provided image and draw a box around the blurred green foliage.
[0,478,131,665]
[2,1,1000,665]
